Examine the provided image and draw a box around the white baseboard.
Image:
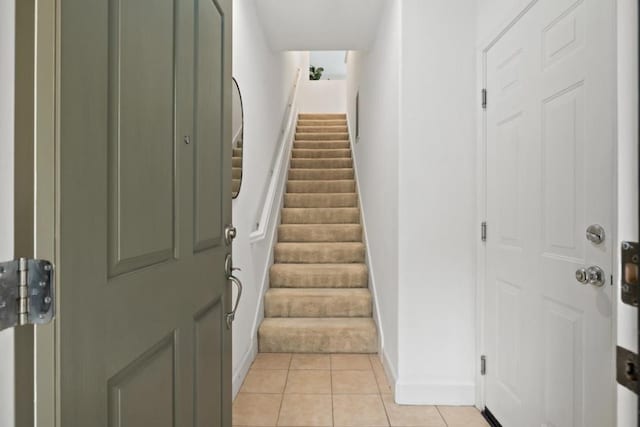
[346,115,385,354]
[232,340,257,399]
[380,348,397,392]
[394,380,476,406]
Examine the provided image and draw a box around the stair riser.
[288,169,354,180]
[295,133,349,141]
[232,158,242,167]
[274,244,365,264]
[270,265,368,288]
[287,181,355,193]
[278,225,362,242]
[294,141,350,150]
[233,148,243,156]
[232,180,241,193]
[292,149,351,159]
[264,293,372,318]
[297,120,347,126]
[259,321,377,353]
[298,113,346,120]
[297,126,348,133]
[281,208,360,224]
[291,159,353,169]
[232,168,242,179]
[284,193,357,208]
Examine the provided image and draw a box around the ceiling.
[254,0,387,51]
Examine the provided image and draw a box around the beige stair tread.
[258,317,377,353]
[281,207,360,224]
[264,288,372,318]
[294,141,350,150]
[290,158,353,169]
[288,168,354,180]
[270,263,368,288]
[292,148,351,159]
[278,224,362,242]
[296,125,348,133]
[274,242,365,264]
[297,119,347,126]
[298,113,346,120]
[284,193,358,209]
[295,132,349,141]
[286,180,355,194]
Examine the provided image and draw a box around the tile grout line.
[274,354,293,427]
[435,405,449,427]
[373,354,392,427]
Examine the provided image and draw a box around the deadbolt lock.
[586,224,605,244]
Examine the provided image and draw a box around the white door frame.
[474,0,619,414]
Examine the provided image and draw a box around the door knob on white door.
[575,266,606,287]
[586,224,605,244]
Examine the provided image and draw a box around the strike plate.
[617,346,639,395]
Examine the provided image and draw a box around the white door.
[484,0,616,426]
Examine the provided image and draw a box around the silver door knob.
[575,268,589,284]
[576,266,606,287]
[586,266,606,287]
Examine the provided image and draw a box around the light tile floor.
[233,353,489,427]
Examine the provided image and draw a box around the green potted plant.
[309,65,324,80]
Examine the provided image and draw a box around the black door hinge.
[482,89,487,109]
[481,222,487,242]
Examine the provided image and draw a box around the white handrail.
[249,68,302,243]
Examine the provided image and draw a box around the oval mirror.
[232,78,244,198]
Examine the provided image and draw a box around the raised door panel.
[495,113,524,250]
[194,0,224,252]
[542,299,584,427]
[108,0,177,276]
[194,299,223,426]
[541,84,585,262]
[108,334,176,427]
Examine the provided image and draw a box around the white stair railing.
[249,68,302,243]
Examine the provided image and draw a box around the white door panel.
[485,0,616,426]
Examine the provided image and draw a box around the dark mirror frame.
[232,77,244,199]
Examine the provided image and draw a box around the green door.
[56,0,232,425]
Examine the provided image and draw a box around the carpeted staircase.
[258,113,378,354]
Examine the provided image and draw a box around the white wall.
[0,0,15,425]
[347,0,477,406]
[255,0,385,51]
[345,0,401,388]
[231,0,305,397]
[397,0,477,405]
[476,0,531,44]
[309,51,346,80]
[299,80,347,113]
[617,0,639,425]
